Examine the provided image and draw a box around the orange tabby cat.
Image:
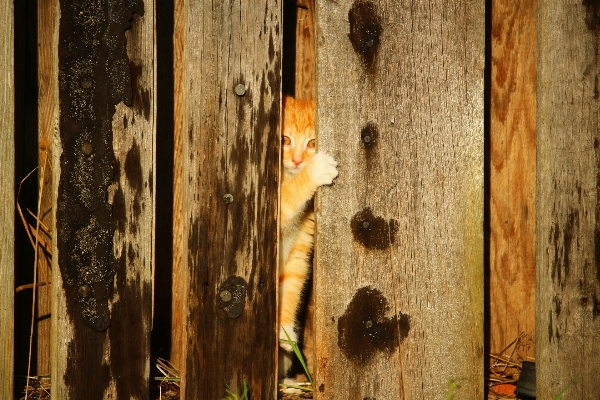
[279,95,338,378]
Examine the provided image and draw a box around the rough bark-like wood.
[51,4,155,399]
[489,0,536,360]
[178,1,281,399]
[36,0,58,376]
[0,1,15,398]
[537,1,600,398]
[314,1,484,399]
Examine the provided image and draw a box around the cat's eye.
[282,136,291,145]
[307,139,316,149]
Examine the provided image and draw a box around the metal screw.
[78,285,91,298]
[80,77,92,89]
[223,193,234,204]
[365,320,373,328]
[362,135,372,144]
[365,38,374,48]
[81,142,93,155]
[361,221,370,230]
[234,83,247,96]
[220,290,232,302]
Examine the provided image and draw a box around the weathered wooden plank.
[170,0,186,371]
[537,1,600,398]
[51,1,155,398]
[0,0,15,398]
[489,0,536,359]
[178,1,281,398]
[314,1,484,398]
[294,0,316,101]
[35,0,58,376]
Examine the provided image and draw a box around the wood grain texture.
[537,1,600,398]
[51,5,155,399]
[489,0,536,359]
[295,0,316,101]
[314,1,484,398]
[0,0,15,398]
[178,1,281,398]
[170,0,186,371]
[36,0,58,376]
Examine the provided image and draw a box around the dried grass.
[487,332,534,399]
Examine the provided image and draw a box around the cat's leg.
[278,250,310,352]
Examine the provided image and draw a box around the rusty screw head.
[81,142,93,155]
[220,290,232,302]
[223,193,234,204]
[78,285,91,298]
[234,83,247,96]
[361,221,370,230]
[365,320,373,328]
[80,77,92,89]
[362,135,372,144]
[365,38,374,48]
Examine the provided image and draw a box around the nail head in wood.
[234,83,247,96]
[81,142,94,155]
[223,193,234,204]
[78,285,91,298]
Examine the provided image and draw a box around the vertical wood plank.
[294,0,316,101]
[170,0,186,371]
[489,0,536,359]
[178,1,281,398]
[314,1,484,398]
[0,0,15,397]
[36,0,58,376]
[537,1,600,398]
[51,1,155,398]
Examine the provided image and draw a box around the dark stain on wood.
[108,242,153,398]
[583,0,600,30]
[58,0,145,396]
[398,311,411,342]
[130,60,151,119]
[218,275,248,319]
[337,286,400,366]
[595,138,600,282]
[548,310,553,342]
[361,121,378,148]
[351,207,399,250]
[553,295,561,317]
[348,0,382,72]
[549,208,579,287]
[125,139,143,223]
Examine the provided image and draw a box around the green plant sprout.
[222,379,249,400]
[553,372,581,400]
[445,377,466,400]
[279,327,313,392]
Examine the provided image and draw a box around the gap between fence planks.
[175,1,281,398]
[537,1,600,397]
[489,0,537,361]
[0,0,15,398]
[314,1,485,398]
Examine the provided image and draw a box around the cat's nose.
[292,157,303,167]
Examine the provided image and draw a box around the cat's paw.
[309,151,338,187]
[279,325,298,352]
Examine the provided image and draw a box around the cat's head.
[282,95,316,177]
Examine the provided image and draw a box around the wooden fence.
[1,0,600,399]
